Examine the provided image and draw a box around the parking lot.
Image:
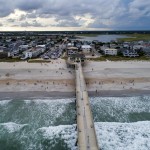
[41,44,66,59]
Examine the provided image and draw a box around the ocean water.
[0,98,77,150]
[90,96,150,122]
[90,96,150,150]
[0,96,150,150]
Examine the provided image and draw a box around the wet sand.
[0,90,150,100]
[0,91,76,100]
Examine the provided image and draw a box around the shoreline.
[0,91,76,100]
[0,90,150,100]
[88,90,150,97]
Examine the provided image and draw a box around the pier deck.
[75,63,99,150]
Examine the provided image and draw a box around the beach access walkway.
[75,63,99,150]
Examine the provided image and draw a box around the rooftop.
[67,47,78,50]
[81,45,91,49]
[105,48,117,51]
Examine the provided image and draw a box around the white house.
[19,45,29,52]
[104,48,118,55]
[67,43,74,47]
[36,45,46,52]
[24,50,32,58]
[81,45,91,54]
[133,45,144,50]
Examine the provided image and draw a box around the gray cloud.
[55,20,80,27]
[0,0,149,30]
[19,13,37,21]
[19,14,27,21]
[7,18,15,23]
[16,0,44,11]
[0,0,15,17]
[20,20,45,27]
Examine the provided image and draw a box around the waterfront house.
[143,47,150,56]
[67,43,74,47]
[67,47,79,56]
[69,53,85,64]
[123,49,139,57]
[81,45,91,54]
[0,51,8,58]
[104,48,118,56]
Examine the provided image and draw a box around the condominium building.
[104,48,118,55]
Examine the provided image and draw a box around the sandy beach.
[0,59,150,98]
[0,59,75,93]
[84,61,150,92]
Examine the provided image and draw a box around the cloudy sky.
[0,0,150,31]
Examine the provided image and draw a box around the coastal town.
[0,33,150,61]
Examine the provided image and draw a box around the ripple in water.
[90,96,150,122]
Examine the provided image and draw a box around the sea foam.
[38,124,77,150]
[0,122,28,133]
[95,121,150,150]
[0,100,11,106]
[90,96,150,122]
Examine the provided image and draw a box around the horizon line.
[0,30,150,32]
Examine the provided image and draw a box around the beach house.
[123,49,139,57]
[81,45,91,54]
[67,47,79,56]
[0,46,10,58]
[104,48,118,55]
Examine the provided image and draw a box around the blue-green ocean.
[0,96,150,150]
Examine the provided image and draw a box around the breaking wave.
[95,121,150,150]
[0,122,28,133]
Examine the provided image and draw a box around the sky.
[0,0,150,31]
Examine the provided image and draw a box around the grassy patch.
[28,59,51,63]
[61,56,68,60]
[118,34,150,42]
[0,58,24,62]
[89,55,150,61]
